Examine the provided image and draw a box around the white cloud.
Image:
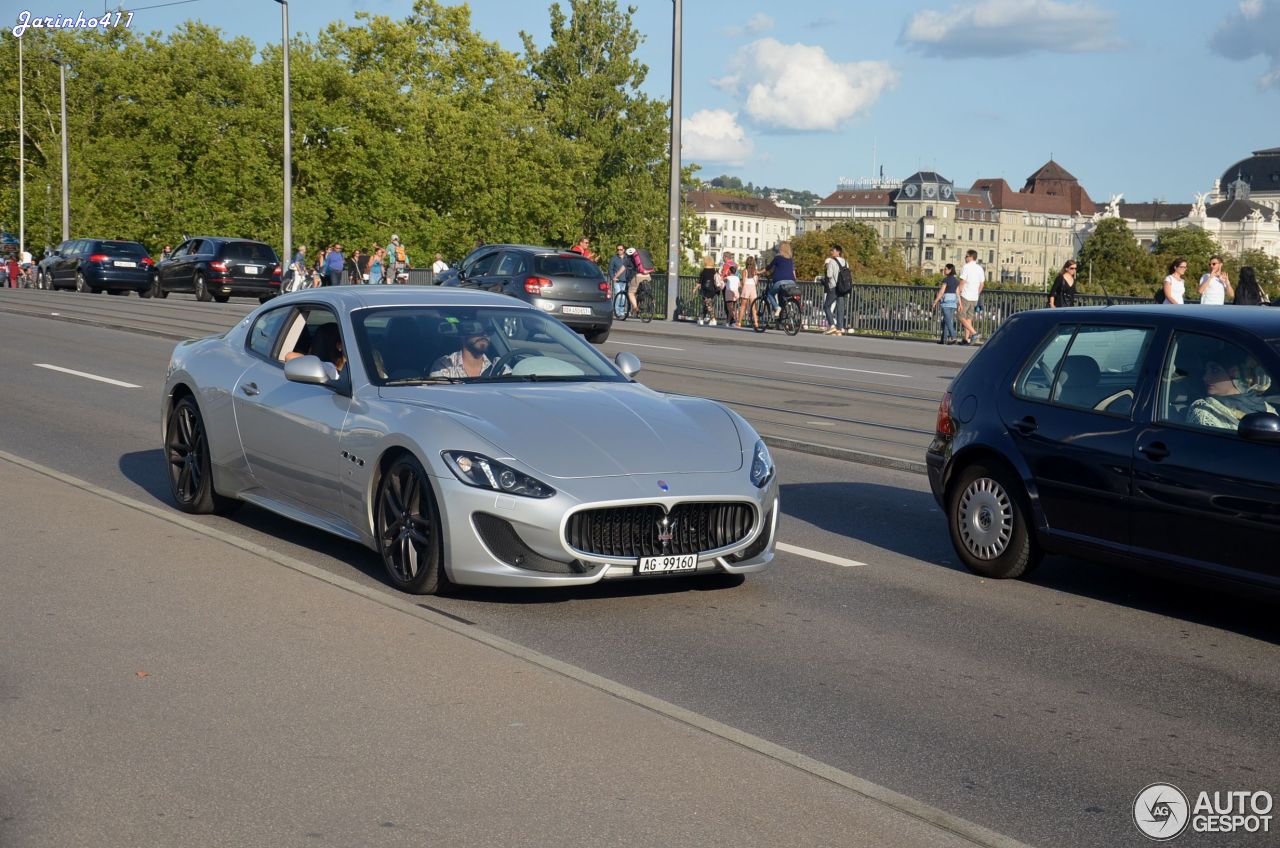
[900,0,1119,57]
[716,38,898,131]
[725,12,775,38]
[1212,0,1280,89]
[682,110,754,166]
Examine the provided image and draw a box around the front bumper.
[431,469,778,587]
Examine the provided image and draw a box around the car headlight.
[442,451,556,499]
[749,439,774,488]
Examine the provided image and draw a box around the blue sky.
[16,0,1278,202]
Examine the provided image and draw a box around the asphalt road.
[1,307,1278,848]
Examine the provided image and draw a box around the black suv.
[441,244,613,343]
[37,239,155,295]
[154,237,282,303]
[927,306,1280,592]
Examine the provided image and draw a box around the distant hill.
[704,175,820,209]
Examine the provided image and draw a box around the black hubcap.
[167,404,204,503]
[378,465,433,583]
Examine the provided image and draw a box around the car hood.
[379,383,744,478]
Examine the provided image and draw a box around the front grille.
[565,502,755,559]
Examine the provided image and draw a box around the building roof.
[1204,198,1277,223]
[1024,159,1077,184]
[686,190,794,219]
[1117,203,1192,223]
[972,172,1097,216]
[815,190,894,207]
[1219,146,1280,195]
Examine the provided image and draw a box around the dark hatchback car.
[154,237,282,303]
[927,306,1280,592]
[37,238,155,295]
[441,244,613,343]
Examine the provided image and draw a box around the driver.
[429,320,492,379]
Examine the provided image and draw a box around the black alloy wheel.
[165,396,240,515]
[375,454,446,595]
[194,272,213,302]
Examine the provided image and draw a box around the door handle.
[240,382,260,397]
[1013,416,1038,434]
[1139,442,1169,461]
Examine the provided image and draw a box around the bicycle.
[752,281,802,336]
[613,281,653,323]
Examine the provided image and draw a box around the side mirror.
[284,355,337,386]
[614,351,642,378]
[1239,412,1280,444]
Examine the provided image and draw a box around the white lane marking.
[784,361,911,379]
[614,341,685,352]
[33,363,141,388]
[777,542,865,567]
[804,420,837,427]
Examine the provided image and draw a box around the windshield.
[352,306,627,386]
[534,254,605,279]
[222,242,278,263]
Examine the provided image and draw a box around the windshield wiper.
[382,376,466,386]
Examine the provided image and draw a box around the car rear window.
[221,242,278,263]
[96,241,147,256]
[534,255,604,279]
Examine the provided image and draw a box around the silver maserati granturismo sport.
[161,287,778,593]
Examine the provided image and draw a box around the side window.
[1050,326,1153,416]
[494,252,528,277]
[280,307,348,377]
[467,251,502,277]
[247,308,291,359]
[1158,332,1278,434]
[170,241,190,259]
[1015,326,1074,401]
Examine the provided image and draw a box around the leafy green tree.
[1077,218,1156,297]
[789,222,907,283]
[1151,227,1222,286]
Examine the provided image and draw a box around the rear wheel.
[258,294,275,304]
[151,277,167,299]
[585,326,610,344]
[194,272,213,302]
[779,301,801,336]
[637,287,654,323]
[752,298,770,332]
[947,463,1039,579]
[213,294,230,304]
[75,272,91,293]
[138,284,152,298]
[165,396,241,516]
[375,454,446,595]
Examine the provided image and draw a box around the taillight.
[88,253,108,263]
[140,256,155,266]
[524,276,553,295]
[598,281,610,298]
[935,391,955,437]
[209,260,228,273]
[271,265,281,280]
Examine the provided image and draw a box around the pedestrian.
[431,253,448,278]
[932,263,962,344]
[325,243,345,287]
[161,244,173,263]
[723,263,740,325]
[287,244,308,292]
[739,256,759,329]
[5,255,19,288]
[1162,257,1188,304]
[388,235,410,283]
[1198,255,1233,305]
[626,246,655,316]
[822,244,849,336]
[697,254,721,326]
[608,243,630,301]
[347,248,365,284]
[569,237,596,261]
[367,248,385,285]
[1048,259,1079,308]
[764,241,795,313]
[1233,266,1268,305]
[958,249,985,344]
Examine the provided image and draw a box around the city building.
[686,190,797,266]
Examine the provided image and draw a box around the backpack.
[632,248,655,275]
[395,244,406,263]
[834,259,853,295]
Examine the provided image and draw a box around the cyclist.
[763,241,796,314]
[625,246,655,317]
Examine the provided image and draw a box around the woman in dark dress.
[1232,266,1269,305]
[1048,259,1078,308]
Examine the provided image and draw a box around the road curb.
[0,448,1031,848]
[764,435,928,475]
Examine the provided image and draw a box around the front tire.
[947,463,1039,579]
[375,455,447,595]
[151,277,168,299]
[195,272,213,302]
[638,289,654,323]
[585,326,610,344]
[165,396,241,515]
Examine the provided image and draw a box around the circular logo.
[1133,783,1190,841]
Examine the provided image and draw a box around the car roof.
[1015,305,1280,336]
[468,244,585,256]
[189,236,272,245]
[265,286,533,312]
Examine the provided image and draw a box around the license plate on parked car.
[243,265,260,275]
[637,554,698,574]
[562,306,592,315]
[114,260,137,268]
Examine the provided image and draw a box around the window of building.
[925,247,934,261]
[990,229,996,242]
[968,227,974,240]
[926,206,934,217]
[978,229,984,242]
[988,250,994,263]
[710,219,718,231]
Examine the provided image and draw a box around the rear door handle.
[1139,442,1169,461]
[240,382,259,397]
[1013,416,1038,434]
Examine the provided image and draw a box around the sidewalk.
[0,455,1022,848]
[612,316,978,368]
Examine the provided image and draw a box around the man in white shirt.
[958,249,985,344]
[431,253,449,276]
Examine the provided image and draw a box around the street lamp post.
[273,0,292,266]
[49,58,69,242]
[18,37,25,263]
[665,0,681,320]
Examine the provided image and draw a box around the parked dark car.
[927,305,1280,591]
[153,237,282,303]
[440,244,613,343]
[37,238,155,295]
